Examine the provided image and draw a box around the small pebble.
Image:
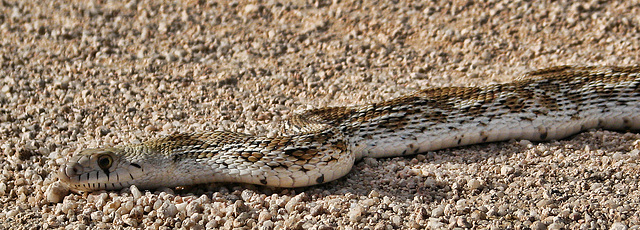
[531,221,546,230]
[258,211,272,222]
[348,205,364,222]
[548,223,564,230]
[391,215,402,226]
[368,190,380,198]
[610,222,628,230]
[130,185,142,199]
[285,193,305,213]
[467,179,483,190]
[428,219,445,229]
[501,165,515,175]
[310,204,324,216]
[160,201,178,218]
[0,182,6,196]
[363,157,378,166]
[432,206,445,217]
[471,210,486,220]
[45,182,69,203]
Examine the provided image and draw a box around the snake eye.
[97,154,113,170]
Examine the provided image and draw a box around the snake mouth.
[58,162,138,192]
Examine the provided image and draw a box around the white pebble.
[456,199,468,207]
[160,201,178,218]
[467,179,483,190]
[368,190,380,198]
[90,211,103,221]
[45,181,68,203]
[122,200,134,213]
[153,199,163,210]
[501,165,515,175]
[285,193,306,213]
[431,206,444,217]
[258,210,272,222]
[262,220,274,229]
[391,215,402,225]
[176,202,188,213]
[103,199,121,214]
[6,209,19,218]
[348,205,364,222]
[361,198,376,208]
[428,218,445,229]
[162,122,173,131]
[531,221,546,230]
[629,149,640,160]
[285,197,299,213]
[548,223,564,230]
[363,157,378,166]
[0,182,6,196]
[610,222,627,230]
[243,4,260,16]
[519,139,533,148]
[130,185,142,199]
[612,152,625,161]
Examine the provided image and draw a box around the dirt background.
[1,0,640,229]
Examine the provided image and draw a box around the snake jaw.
[58,148,145,192]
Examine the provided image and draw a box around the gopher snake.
[59,66,640,191]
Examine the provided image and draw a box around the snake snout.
[58,163,82,182]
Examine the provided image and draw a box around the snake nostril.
[64,164,83,177]
[74,165,82,174]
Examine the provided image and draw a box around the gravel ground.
[1,0,640,229]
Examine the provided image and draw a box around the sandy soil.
[1,0,640,229]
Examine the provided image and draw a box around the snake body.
[59,66,640,191]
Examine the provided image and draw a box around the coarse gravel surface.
[2,0,640,229]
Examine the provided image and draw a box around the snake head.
[58,148,146,192]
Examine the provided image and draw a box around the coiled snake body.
[59,66,640,191]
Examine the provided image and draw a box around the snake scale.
[59,66,640,192]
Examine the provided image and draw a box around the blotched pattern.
[59,66,640,191]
